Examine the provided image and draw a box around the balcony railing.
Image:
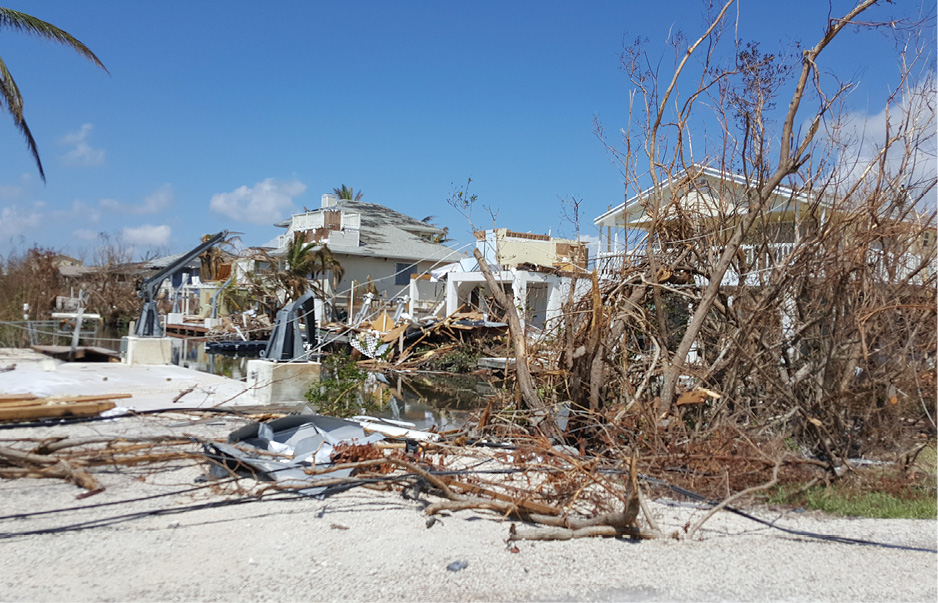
[595,242,934,286]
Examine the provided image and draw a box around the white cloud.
[72,228,99,241]
[100,184,174,214]
[832,78,937,207]
[47,200,99,225]
[0,173,39,201]
[209,178,306,224]
[121,224,171,247]
[60,123,106,167]
[0,185,23,200]
[0,205,42,241]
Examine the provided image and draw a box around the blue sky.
[0,1,932,260]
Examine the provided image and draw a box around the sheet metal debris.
[206,413,392,496]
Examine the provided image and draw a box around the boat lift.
[264,290,318,361]
[134,231,227,337]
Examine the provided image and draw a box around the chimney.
[322,193,339,208]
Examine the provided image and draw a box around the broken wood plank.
[380,322,410,343]
[0,393,39,402]
[0,401,117,422]
[0,393,132,408]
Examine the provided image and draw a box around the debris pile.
[206,311,272,341]
[327,310,508,370]
[0,408,659,542]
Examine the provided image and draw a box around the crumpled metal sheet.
[205,413,384,496]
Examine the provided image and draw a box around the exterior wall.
[334,254,442,303]
[478,229,587,270]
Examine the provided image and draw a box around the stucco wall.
[333,254,441,301]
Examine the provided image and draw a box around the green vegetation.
[422,346,478,373]
[418,335,501,373]
[770,480,937,520]
[332,184,363,201]
[305,352,386,418]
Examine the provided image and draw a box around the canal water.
[70,327,491,430]
[170,336,491,430]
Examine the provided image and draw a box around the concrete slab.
[0,348,265,410]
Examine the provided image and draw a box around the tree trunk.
[472,249,550,415]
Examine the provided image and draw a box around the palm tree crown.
[0,7,108,181]
[278,235,345,300]
[333,184,364,201]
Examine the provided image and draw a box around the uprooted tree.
[475,0,936,470]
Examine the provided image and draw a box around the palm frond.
[0,55,23,118]
[0,8,108,73]
[0,56,43,180]
[0,8,107,182]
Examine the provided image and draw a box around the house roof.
[58,265,97,278]
[144,252,201,271]
[283,199,466,263]
[594,164,820,229]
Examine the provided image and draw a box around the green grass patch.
[771,483,937,519]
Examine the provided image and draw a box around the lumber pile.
[0,392,131,422]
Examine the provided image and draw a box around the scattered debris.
[206,413,387,496]
[321,310,507,369]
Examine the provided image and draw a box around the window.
[395,262,417,286]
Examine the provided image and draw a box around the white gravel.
[0,414,935,602]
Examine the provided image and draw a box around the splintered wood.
[0,392,130,422]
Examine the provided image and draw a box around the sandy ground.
[0,411,935,603]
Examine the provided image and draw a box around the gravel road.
[0,415,935,602]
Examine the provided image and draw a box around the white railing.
[341,213,361,230]
[595,250,628,273]
[327,229,360,249]
[597,242,935,286]
[739,243,795,269]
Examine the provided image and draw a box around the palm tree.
[0,8,108,182]
[333,184,364,201]
[421,215,451,244]
[269,234,345,301]
[199,231,241,282]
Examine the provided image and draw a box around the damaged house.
[411,228,590,332]
[591,163,937,365]
[271,194,466,320]
[592,163,936,284]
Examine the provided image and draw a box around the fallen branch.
[508,524,660,541]
[685,460,781,540]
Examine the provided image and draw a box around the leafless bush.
[501,1,938,463]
